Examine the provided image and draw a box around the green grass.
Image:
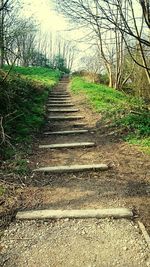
[125,136,150,154]
[71,77,143,113]
[0,186,5,196]
[70,76,150,153]
[3,66,61,87]
[0,66,61,159]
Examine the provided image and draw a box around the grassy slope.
[3,66,61,87]
[70,76,150,154]
[0,66,61,158]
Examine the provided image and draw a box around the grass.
[0,186,5,197]
[0,66,61,159]
[3,66,61,87]
[70,76,150,153]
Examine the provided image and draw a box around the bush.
[0,66,61,159]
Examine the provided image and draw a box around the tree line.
[57,0,150,98]
[0,0,76,73]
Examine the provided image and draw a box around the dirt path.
[1,78,150,266]
[21,78,149,229]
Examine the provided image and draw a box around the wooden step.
[39,142,95,149]
[47,108,79,112]
[48,98,71,101]
[47,104,74,107]
[51,91,68,94]
[48,115,84,120]
[16,208,133,220]
[50,91,69,94]
[49,96,70,98]
[48,101,72,104]
[44,130,88,135]
[33,163,109,173]
[50,93,69,96]
[49,94,70,96]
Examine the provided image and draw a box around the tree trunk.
[0,0,4,68]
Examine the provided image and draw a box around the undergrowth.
[0,66,61,159]
[71,76,150,153]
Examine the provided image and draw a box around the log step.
[51,91,68,93]
[47,104,74,107]
[49,94,70,97]
[48,98,71,101]
[16,208,133,220]
[50,93,69,96]
[39,142,95,149]
[48,115,84,120]
[47,108,79,112]
[44,130,88,135]
[48,101,72,104]
[33,163,109,173]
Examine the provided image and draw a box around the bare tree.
[57,0,127,88]
[0,0,4,67]
[57,0,150,87]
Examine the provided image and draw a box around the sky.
[21,0,88,69]
[22,0,68,33]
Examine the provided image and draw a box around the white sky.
[22,0,68,32]
[21,0,88,69]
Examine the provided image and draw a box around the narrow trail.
[1,78,150,267]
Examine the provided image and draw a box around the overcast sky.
[21,0,89,69]
[22,0,68,32]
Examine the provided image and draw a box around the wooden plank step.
[49,96,70,99]
[47,104,74,107]
[48,101,72,103]
[16,208,133,220]
[48,102,72,105]
[49,94,70,97]
[51,91,68,93]
[44,130,88,135]
[33,164,109,173]
[47,108,79,112]
[50,91,69,93]
[48,98,71,100]
[39,142,95,149]
[48,115,84,120]
[49,92,70,96]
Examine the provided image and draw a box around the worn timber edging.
[44,130,89,135]
[47,108,79,112]
[16,208,133,220]
[48,116,84,120]
[39,142,95,149]
[33,164,109,173]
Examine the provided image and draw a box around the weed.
[0,186,5,196]
[14,159,30,175]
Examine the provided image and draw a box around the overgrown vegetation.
[71,76,150,153]
[0,66,61,159]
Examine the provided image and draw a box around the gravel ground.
[1,218,150,267]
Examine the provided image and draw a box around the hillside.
[70,76,150,154]
[0,66,61,159]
